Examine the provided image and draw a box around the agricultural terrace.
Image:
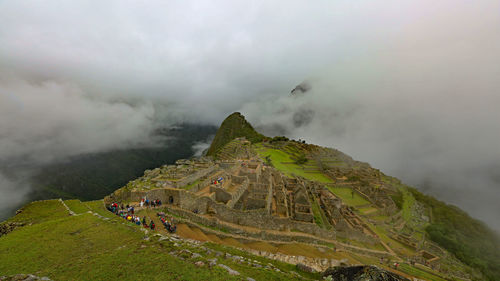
[253,143,332,183]
[326,186,370,207]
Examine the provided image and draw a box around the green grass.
[390,189,404,209]
[371,215,390,222]
[412,230,425,241]
[0,201,311,281]
[64,199,91,214]
[5,199,69,225]
[358,207,379,216]
[326,186,370,206]
[310,199,331,229]
[254,144,332,183]
[399,186,415,222]
[398,263,448,281]
[0,214,242,280]
[183,179,201,190]
[369,224,416,256]
[83,200,116,219]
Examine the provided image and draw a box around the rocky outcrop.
[296,263,315,273]
[321,265,410,281]
[0,222,25,237]
[290,82,311,95]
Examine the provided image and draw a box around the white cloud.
[0,0,499,229]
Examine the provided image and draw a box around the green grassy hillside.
[0,200,316,280]
[408,187,500,280]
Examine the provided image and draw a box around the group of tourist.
[109,202,135,214]
[107,202,152,227]
[140,198,162,208]
[157,212,177,233]
[107,202,155,230]
[107,201,177,233]
[212,177,223,185]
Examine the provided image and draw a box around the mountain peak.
[206,112,265,156]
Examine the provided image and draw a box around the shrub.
[270,136,290,143]
[390,190,404,210]
[295,153,307,165]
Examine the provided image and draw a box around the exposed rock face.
[290,82,311,95]
[296,263,316,273]
[0,222,25,237]
[321,266,410,281]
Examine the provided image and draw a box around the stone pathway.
[58,199,75,216]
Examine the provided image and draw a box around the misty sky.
[1,1,499,230]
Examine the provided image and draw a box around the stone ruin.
[107,156,379,244]
[325,167,398,215]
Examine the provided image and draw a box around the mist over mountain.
[0,123,216,222]
[242,74,500,231]
[1,0,499,231]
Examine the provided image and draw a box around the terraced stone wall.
[225,178,249,208]
[108,185,381,244]
[173,165,219,187]
[106,188,184,206]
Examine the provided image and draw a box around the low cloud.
[0,0,499,230]
[192,140,213,157]
[241,42,500,230]
[0,75,163,165]
[0,171,31,221]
